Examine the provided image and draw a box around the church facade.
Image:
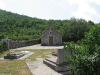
[41,27,62,46]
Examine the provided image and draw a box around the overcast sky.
[0,0,100,23]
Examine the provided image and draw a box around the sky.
[0,0,100,23]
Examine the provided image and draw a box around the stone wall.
[3,39,39,49]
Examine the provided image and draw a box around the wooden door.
[49,36,53,45]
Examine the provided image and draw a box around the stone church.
[41,27,62,46]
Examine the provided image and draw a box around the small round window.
[49,31,52,34]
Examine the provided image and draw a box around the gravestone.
[4,50,25,59]
[57,49,68,64]
[43,49,71,73]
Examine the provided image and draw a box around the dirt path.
[11,44,64,50]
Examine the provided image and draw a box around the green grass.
[0,49,57,75]
[0,50,10,57]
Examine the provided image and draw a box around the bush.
[0,41,7,53]
[64,25,100,75]
[0,42,3,53]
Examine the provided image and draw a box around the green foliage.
[0,9,94,41]
[0,9,48,40]
[0,34,5,39]
[0,41,7,53]
[0,43,3,53]
[61,18,90,42]
[64,25,100,75]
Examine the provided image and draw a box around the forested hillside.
[0,9,95,41]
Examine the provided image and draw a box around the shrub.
[64,25,100,75]
[0,41,7,53]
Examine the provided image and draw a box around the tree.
[64,25,100,75]
[0,34,5,39]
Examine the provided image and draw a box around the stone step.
[43,59,71,75]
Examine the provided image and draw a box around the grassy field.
[0,49,57,75]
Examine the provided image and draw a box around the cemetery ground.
[0,49,57,75]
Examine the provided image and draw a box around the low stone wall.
[3,39,39,49]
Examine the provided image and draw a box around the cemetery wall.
[3,39,39,49]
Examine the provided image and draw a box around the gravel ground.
[11,44,64,50]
